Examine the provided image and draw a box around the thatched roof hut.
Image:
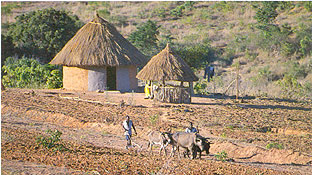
[50,14,147,92]
[136,44,198,82]
[50,13,146,67]
[137,44,198,104]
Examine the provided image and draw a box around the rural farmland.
[1,88,312,174]
[1,1,312,175]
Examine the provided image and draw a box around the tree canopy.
[128,20,160,57]
[6,8,83,63]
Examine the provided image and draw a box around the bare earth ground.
[1,88,312,174]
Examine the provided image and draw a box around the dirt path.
[2,88,312,174]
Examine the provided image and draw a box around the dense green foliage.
[175,42,217,69]
[6,8,83,63]
[128,20,160,57]
[2,57,62,89]
[1,34,15,66]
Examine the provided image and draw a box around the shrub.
[2,57,62,89]
[277,74,303,99]
[170,1,195,17]
[295,23,312,57]
[253,1,279,24]
[215,150,228,162]
[304,1,312,12]
[36,129,66,152]
[170,4,185,17]
[150,114,159,126]
[266,142,283,150]
[7,8,83,63]
[46,69,63,89]
[194,81,208,95]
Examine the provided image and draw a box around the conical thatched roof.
[136,44,198,82]
[50,14,146,67]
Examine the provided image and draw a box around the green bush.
[46,69,63,89]
[7,8,83,63]
[194,81,208,95]
[36,129,66,152]
[2,57,62,89]
[266,142,283,150]
[295,23,312,57]
[150,114,159,126]
[277,74,304,99]
[170,1,195,17]
[215,150,228,162]
[253,1,279,24]
[304,1,312,12]
[277,2,294,11]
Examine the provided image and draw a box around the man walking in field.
[185,122,198,133]
[122,115,137,149]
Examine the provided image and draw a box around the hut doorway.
[106,66,116,90]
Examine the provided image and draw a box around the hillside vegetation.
[1,1,312,100]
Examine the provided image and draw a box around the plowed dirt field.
[1,88,312,174]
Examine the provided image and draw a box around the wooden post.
[189,82,194,96]
[213,79,216,94]
[236,63,240,102]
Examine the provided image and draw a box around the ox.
[169,132,205,159]
[147,131,171,156]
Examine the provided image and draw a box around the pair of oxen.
[147,131,210,159]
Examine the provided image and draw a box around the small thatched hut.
[137,44,198,103]
[50,14,146,92]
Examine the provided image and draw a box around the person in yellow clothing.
[144,81,151,99]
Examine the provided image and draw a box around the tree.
[175,42,216,69]
[7,8,83,63]
[1,34,16,66]
[128,20,160,57]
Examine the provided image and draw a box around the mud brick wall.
[63,66,88,91]
[116,65,138,92]
[128,65,138,91]
[88,66,106,91]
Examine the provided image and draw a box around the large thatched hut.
[50,14,146,92]
[137,44,198,103]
